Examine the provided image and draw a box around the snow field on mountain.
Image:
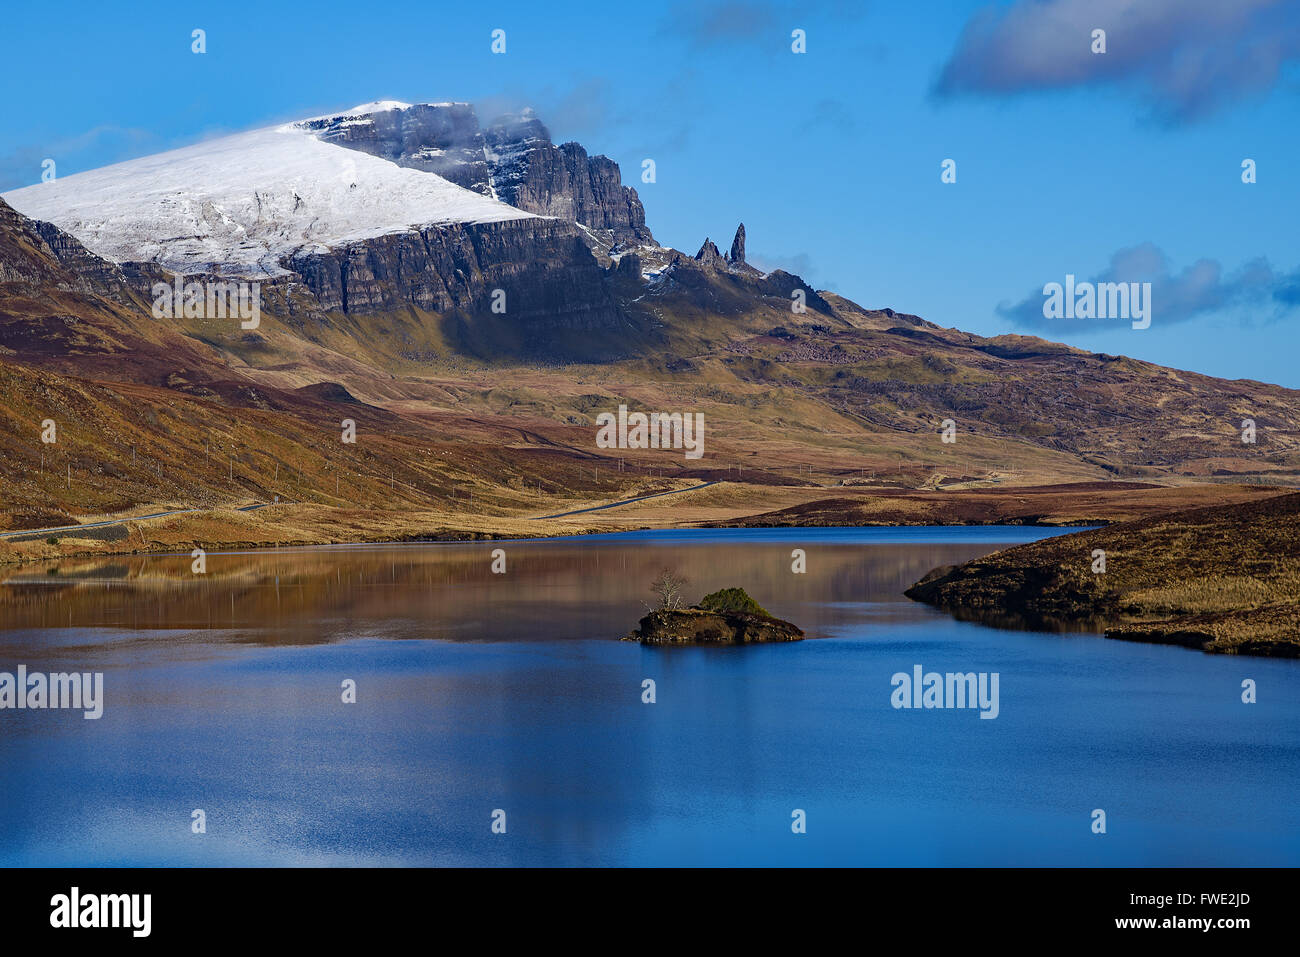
[3,118,537,278]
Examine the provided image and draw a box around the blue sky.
[4,0,1299,385]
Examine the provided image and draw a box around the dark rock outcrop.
[725,222,761,277]
[487,114,654,245]
[0,197,132,297]
[0,198,241,384]
[300,103,655,246]
[903,559,1115,631]
[615,251,642,278]
[654,247,836,318]
[694,237,725,267]
[300,102,494,193]
[625,607,804,644]
[287,217,623,326]
[727,223,746,265]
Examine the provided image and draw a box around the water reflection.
[0,528,1070,646]
[5,527,1292,867]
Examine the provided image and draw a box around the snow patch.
[3,120,539,278]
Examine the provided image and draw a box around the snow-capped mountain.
[0,100,806,361]
[2,100,655,279]
[2,102,538,278]
[297,103,654,247]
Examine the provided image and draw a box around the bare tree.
[649,569,689,611]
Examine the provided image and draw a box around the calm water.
[1,527,1297,866]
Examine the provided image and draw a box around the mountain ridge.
[2,102,1298,552]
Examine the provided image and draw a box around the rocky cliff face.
[725,223,761,277]
[285,216,636,357]
[2,107,839,367]
[485,113,654,245]
[694,237,726,267]
[300,102,495,194]
[236,103,661,348]
[728,223,747,265]
[30,221,142,298]
[640,227,836,319]
[0,198,239,384]
[300,103,654,246]
[0,197,127,295]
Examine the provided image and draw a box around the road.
[4,483,715,539]
[532,481,720,520]
[1,503,273,540]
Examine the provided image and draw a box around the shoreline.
[6,494,1296,660]
[2,480,1287,569]
[0,512,1090,569]
[905,491,1300,659]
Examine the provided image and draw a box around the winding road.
[1,503,273,540]
[532,481,720,520]
[4,483,718,540]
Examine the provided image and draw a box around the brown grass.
[906,492,1300,656]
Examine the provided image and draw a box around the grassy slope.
[5,200,1300,583]
[905,492,1300,656]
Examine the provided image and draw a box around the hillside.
[2,100,1299,563]
[905,492,1300,656]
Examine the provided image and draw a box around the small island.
[624,579,804,645]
